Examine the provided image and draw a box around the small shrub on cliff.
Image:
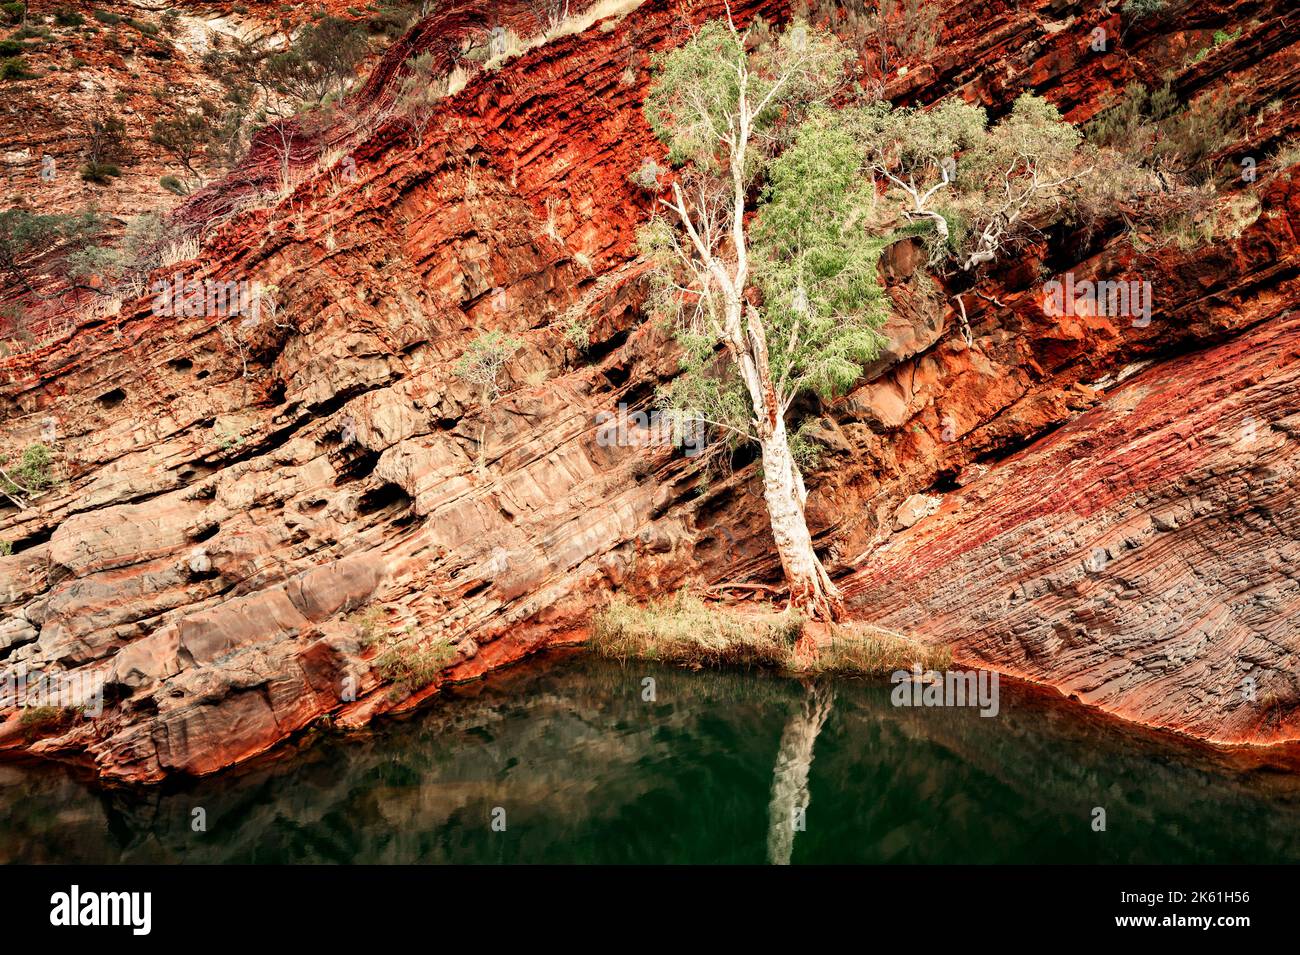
[561,313,593,355]
[456,331,523,399]
[1122,0,1166,19]
[0,443,54,502]
[349,605,388,647]
[375,635,460,690]
[80,108,128,184]
[1157,88,1246,183]
[79,161,121,184]
[878,0,939,62]
[264,15,368,104]
[366,4,419,39]
[18,705,77,738]
[628,157,664,191]
[54,9,85,27]
[152,108,213,192]
[12,24,51,43]
[1086,82,1244,184]
[0,540,12,556]
[394,52,446,144]
[0,55,34,80]
[1141,188,1260,251]
[19,705,64,727]
[1270,138,1300,175]
[63,243,124,281]
[127,17,159,38]
[0,206,104,292]
[455,330,524,472]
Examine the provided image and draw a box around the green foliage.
[83,109,128,174]
[1271,138,1300,174]
[0,54,32,79]
[1157,88,1245,181]
[11,24,48,41]
[199,17,369,173]
[349,605,388,647]
[264,15,367,104]
[561,314,592,353]
[152,108,210,186]
[850,93,1080,211]
[0,540,12,556]
[160,174,187,195]
[64,243,123,280]
[0,38,22,56]
[644,18,851,173]
[394,51,445,142]
[454,330,524,403]
[65,212,163,285]
[79,161,121,184]
[375,635,459,689]
[1,443,54,498]
[366,4,419,38]
[1086,81,1243,183]
[126,17,158,37]
[1,2,22,25]
[1213,28,1241,46]
[642,20,879,451]
[1085,82,1175,149]
[877,0,939,62]
[787,418,824,471]
[751,108,894,400]
[1121,0,1166,18]
[91,8,122,25]
[1138,188,1260,251]
[806,621,952,675]
[54,9,85,27]
[0,206,102,289]
[19,705,67,729]
[628,157,665,191]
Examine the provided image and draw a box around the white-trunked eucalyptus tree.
[639,15,882,621]
[639,14,1091,621]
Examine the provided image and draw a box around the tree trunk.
[475,387,490,474]
[767,682,835,864]
[758,418,844,621]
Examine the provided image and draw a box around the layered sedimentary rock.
[1,0,1298,781]
[846,311,1300,744]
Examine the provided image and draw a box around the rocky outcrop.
[846,310,1300,744]
[1,0,1298,781]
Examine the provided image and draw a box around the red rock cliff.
[1,0,1298,781]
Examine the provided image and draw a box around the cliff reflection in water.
[3,653,1299,864]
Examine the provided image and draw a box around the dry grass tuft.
[592,592,797,669]
[808,621,951,675]
[591,592,947,675]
